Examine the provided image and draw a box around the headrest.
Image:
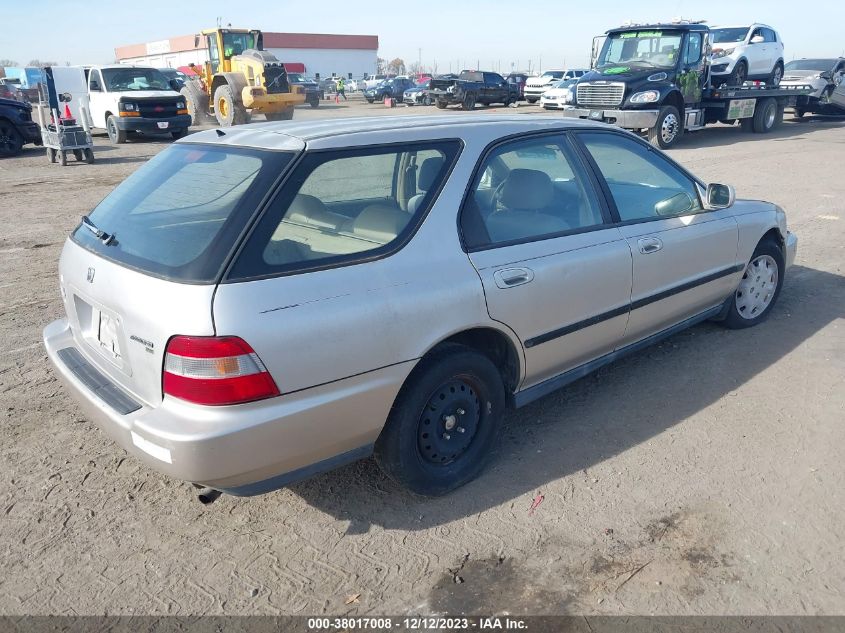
[418,156,445,191]
[286,194,338,228]
[500,169,553,210]
[352,204,410,243]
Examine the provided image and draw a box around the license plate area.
[72,293,128,370]
[157,121,169,129]
[95,309,122,359]
[589,109,605,120]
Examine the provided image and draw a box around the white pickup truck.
[49,65,192,143]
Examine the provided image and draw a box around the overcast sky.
[3,0,843,71]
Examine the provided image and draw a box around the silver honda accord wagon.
[44,115,797,499]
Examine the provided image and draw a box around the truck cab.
[565,23,710,147]
[83,65,190,143]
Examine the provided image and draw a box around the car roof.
[182,114,610,151]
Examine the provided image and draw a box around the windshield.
[102,68,171,91]
[598,30,684,69]
[553,78,577,89]
[541,71,564,79]
[711,27,749,44]
[72,144,295,282]
[784,59,836,72]
[287,73,306,82]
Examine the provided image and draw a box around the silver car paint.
[43,115,797,494]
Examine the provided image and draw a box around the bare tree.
[376,57,387,74]
[408,61,422,76]
[388,58,406,75]
[27,60,58,67]
[0,59,18,67]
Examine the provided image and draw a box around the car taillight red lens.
[163,336,280,406]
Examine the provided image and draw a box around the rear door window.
[227,141,461,280]
[72,144,294,283]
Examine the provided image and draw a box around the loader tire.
[214,84,249,127]
[181,82,209,127]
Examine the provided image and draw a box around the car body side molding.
[514,304,724,408]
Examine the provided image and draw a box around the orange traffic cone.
[63,103,72,119]
[335,92,339,104]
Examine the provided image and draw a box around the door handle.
[493,267,534,289]
[638,237,663,254]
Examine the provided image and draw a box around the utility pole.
[418,48,421,73]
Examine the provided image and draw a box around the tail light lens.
[163,336,280,406]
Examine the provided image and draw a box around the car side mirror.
[704,183,735,210]
[655,192,694,216]
[750,35,764,44]
[819,71,833,81]
[169,79,181,91]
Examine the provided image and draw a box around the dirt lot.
[1,98,843,616]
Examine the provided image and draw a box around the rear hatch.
[59,140,298,406]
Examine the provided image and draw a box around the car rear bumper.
[561,107,659,129]
[44,318,414,495]
[114,114,191,133]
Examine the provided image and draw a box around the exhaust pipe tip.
[194,486,222,505]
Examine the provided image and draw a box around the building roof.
[115,32,378,60]
[180,114,604,151]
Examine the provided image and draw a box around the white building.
[115,31,379,79]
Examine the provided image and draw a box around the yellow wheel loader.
[182,28,305,126]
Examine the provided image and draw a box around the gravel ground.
[1,99,843,616]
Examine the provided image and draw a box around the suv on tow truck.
[562,22,813,148]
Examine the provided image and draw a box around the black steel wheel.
[0,120,23,157]
[374,345,505,496]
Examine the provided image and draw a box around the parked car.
[344,78,359,92]
[505,72,529,99]
[287,72,323,107]
[43,115,797,500]
[364,77,416,103]
[429,70,519,109]
[539,78,578,109]
[0,97,41,156]
[524,69,588,103]
[709,24,785,86]
[158,68,188,90]
[781,58,845,117]
[403,79,432,105]
[362,74,389,90]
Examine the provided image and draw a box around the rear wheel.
[213,84,248,127]
[752,97,780,133]
[47,147,56,163]
[59,150,67,166]
[170,128,188,140]
[435,99,447,109]
[647,105,683,149]
[793,108,805,120]
[769,62,784,87]
[374,346,505,496]
[106,115,126,144]
[308,95,319,108]
[0,120,24,156]
[526,97,538,104]
[461,93,476,111]
[84,147,94,164]
[720,239,784,329]
[72,149,83,161]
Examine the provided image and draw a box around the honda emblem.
[86,267,95,283]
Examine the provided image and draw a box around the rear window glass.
[72,144,294,283]
[227,141,461,280]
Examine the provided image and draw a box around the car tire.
[424,95,433,106]
[59,150,67,166]
[526,97,538,103]
[768,61,784,87]
[729,60,748,86]
[73,149,83,161]
[792,108,805,120]
[0,120,24,157]
[170,129,188,140]
[461,93,476,110]
[213,84,247,127]
[752,97,780,133]
[647,105,683,149]
[84,148,94,164]
[435,99,447,109]
[720,238,785,329]
[308,96,319,108]
[374,345,506,496]
[106,115,126,144]
[47,147,56,163]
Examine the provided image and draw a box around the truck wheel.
[180,82,209,126]
[106,115,127,144]
[170,129,188,140]
[435,99,447,109]
[213,84,248,127]
[526,97,538,104]
[729,60,747,86]
[647,105,683,149]
[308,96,319,108]
[752,98,779,133]
[793,108,805,120]
[0,121,23,157]
[373,345,505,496]
[462,93,476,111]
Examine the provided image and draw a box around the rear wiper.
[81,215,116,246]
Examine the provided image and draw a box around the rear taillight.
[163,336,280,406]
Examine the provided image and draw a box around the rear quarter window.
[227,140,461,281]
[72,144,294,283]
